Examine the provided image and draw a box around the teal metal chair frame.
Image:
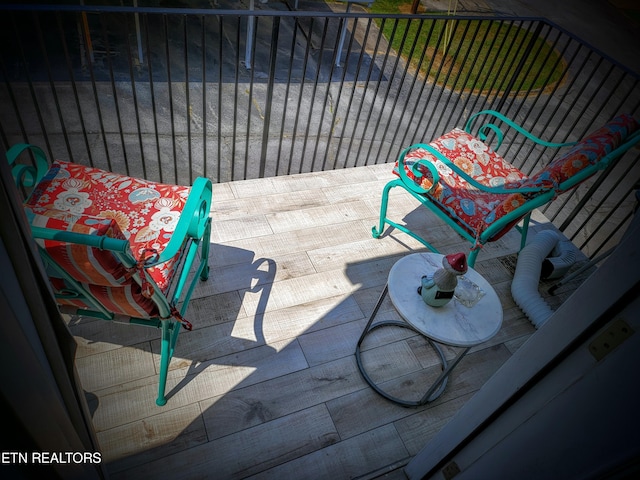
[8,144,213,406]
[373,110,640,267]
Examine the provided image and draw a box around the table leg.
[355,284,460,407]
[419,345,470,404]
[356,283,388,346]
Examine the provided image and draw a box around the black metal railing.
[1,3,639,258]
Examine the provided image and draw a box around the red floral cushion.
[27,210,161,317]
[27,209,130,286]
[394,128,530,237]
[524,114,639,187]
[394,115,639,241]
[49,278,159,318]
[25,160,192,294]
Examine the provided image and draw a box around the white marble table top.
[387,253,503,347]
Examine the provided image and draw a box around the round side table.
[355,252,503,407]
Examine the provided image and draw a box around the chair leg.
[156,319,180,406]
[372,179,443,254]
[372,181,394,239]
[467,248,480,268]
[519,212,532,251]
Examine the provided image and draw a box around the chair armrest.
[397,145,440,195]
[6,143,50,190]
[30,225,137,268]
[465,110,577,151]
[401,142,553,195]
[153,176,212,265]
[31,225,130,253]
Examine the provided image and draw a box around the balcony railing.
[1,3,639,258]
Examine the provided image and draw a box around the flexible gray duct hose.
[511,230,576,329]
[542,237,578,280]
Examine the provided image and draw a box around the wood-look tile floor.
[68,163,586,479]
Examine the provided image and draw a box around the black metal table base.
[355,284,470,407]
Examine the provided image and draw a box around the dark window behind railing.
[1,4,639,258]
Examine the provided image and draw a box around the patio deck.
[68,162,588,479]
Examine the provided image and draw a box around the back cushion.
[526,114,639,188]
[48,278,159,318]
[27,208,132,287]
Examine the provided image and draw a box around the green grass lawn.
[368,0,566,95]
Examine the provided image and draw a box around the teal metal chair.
[373,110,640,267]
[7,144,213,406]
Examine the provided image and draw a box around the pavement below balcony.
[67,162,593,479]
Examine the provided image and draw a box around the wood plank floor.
[68,163,589,479]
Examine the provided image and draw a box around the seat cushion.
[394,128,531,238]
[25,160,192,294]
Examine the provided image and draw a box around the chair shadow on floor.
[162,249,278,404]
[71,242,277,414]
